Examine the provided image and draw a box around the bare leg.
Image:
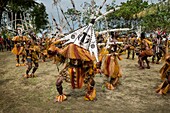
[145,57,150,69]
[21,55,26,66]
[16,55,20,67]
[31,61,39,77]
[127,49,130,59]
[156,53,161,64]
[112,77,119,86]
[55,76,67,102]
[139,57,144,69]
[132,49,135,60]
[152,54,155,63]
[25,61,32,78]
[84,78,96,101]
[56,77,64,95]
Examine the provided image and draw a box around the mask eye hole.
[91,44,95,49]
[71,34,75,39]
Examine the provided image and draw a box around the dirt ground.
[0,51,170,113]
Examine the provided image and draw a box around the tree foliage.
[105,0,170,33]
[64,8,81,30]
[106,0,149,28]
[141,1,170,32]
[53,0,169,33]
[81,1,99,25]
[31,3,49,32]
[0,0,49,32]
[116,0,148,19]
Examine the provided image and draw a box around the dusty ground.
[0,51,170,113]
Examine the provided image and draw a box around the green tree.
[64,8,81,30]
[141,0,170,32]
[0,0,49,32]
[0,0,36,26]
[31,3,49,32]
[81,1,99,25]
[0,0,10,26]
[106,0,149,28]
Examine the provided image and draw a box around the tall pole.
[15,13,17,29]
[24,12,28,30]
[59,5,73,31]
[70,0,82,27]
[11,12,13,30]
[56,6,61,25]
[20,12,24,30]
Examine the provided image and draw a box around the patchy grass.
[0,51,170,113]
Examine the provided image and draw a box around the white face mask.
[17,29,22,36]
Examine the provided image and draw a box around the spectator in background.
[0,35,4,52]
[6,37,12,51]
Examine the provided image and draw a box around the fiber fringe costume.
[138,32,153,69]
[123,35,137,60]
[156,54,170,94]
[24,40,40,78]
[152,35,163,64]
[97,34,123,90]
[101,53,122,90]
[48,43,97,102]
[11,35,29,66]
[47,7,129,102]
